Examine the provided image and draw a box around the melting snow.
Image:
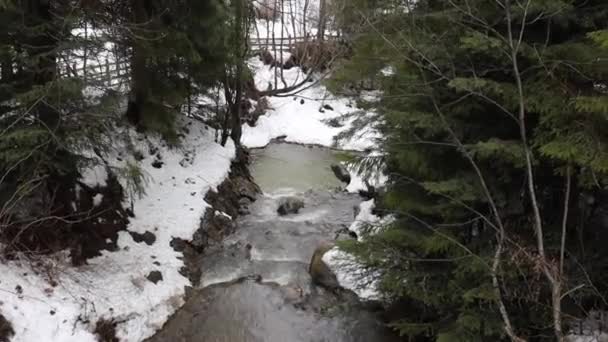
[0,118,234,342]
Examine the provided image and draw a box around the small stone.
[133,150,145,161]
[327,118,343,128]
[146,271,163,284]
[50,310,56,315]
[300,99,305,105]
[129,231,156,246]
[151,160,163,169]
[323,104,334,111]
[277,197,305,216]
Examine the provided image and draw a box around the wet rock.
[335,227,358,241]
[358,186,376,200]
[238,197,251,215]
[259,49,275,65]
[0,314,14,342]
[327,118,343,128]
[309,241,340,289]
[129,231,156,245]
[281,285,305,304]
[170,238,188,252]
[133,150,145,161]
[94,318,118,342]
[283,57,296,70]
[331,163,351,184]
[151,160,163,169]
[277,197,305,216]
[146,271,163,284]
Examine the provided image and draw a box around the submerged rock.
[277,197,305,216]
[331,163,351,184]
[309,242,340,289]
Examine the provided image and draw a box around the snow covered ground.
[251,0,325,41]
[568,334,608,342]
[242,59,381,151]
[0,119,235,342]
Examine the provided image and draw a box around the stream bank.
[147,143,397,342]
[172,147,261,287]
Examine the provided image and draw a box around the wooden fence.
[250,34,340,52]
[59,58,129,88]
[56,33,340,87]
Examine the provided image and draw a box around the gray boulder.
[309,241,340,289]
[331,163,351,184]
[277,197,305,216]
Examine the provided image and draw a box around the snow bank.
[323,248,380,300]
[242,58,381,151]
[322,199,392,300]
[0,118,235,342]
[567,334,608,342]
[241,56,386,193]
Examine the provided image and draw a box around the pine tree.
[122,0,231,141]
[0,0,234,254]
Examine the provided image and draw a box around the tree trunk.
[127,0,149,126]
[317,0,326,41]
[1,56,12,82]
[24,0,59,127]
[230,0,246,145]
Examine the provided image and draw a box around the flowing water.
[148,143,397,342]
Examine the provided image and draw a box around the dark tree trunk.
[230,0,246,146]
[1,56,12,83]
[126,0,150,126]
[221,72,232,147]
[0,55,13,103]
[317,0,327,41]
[24,0,60,127]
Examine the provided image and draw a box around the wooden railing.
[249,34,340,52]
[59,58,129,88]
[56,33,340,87]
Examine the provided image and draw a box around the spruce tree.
[122,0,230,141]
[332,0,608,340]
